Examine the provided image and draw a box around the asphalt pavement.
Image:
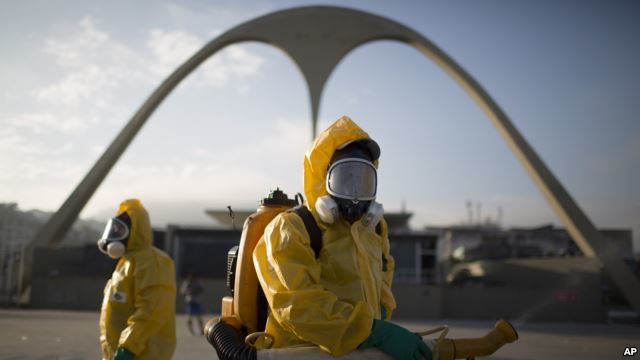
[0,309,638,359]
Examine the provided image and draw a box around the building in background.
[426,223,634,284]
[16,202,638,322]
[429,223,632,262]
[193,208,439,284]
[0,203,104,306]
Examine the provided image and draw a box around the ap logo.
[624,347,638,356]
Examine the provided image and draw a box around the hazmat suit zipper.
[350,222,379,318]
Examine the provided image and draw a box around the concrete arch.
[30,6,640,311]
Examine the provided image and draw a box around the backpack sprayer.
[205,188,518,360]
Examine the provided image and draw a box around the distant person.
[97,199,176,360]
[180,273,205,335]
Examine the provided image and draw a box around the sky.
[1,1,639,252]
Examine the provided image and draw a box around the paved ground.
[0,309,639,359]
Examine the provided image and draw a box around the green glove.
[360,319,432,360]
[113,347,134,360]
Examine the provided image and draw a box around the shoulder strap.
[290,207,381,258]
[292,205,323,258]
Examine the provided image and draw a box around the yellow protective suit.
[99,199,176,360]
[253,116,396,356]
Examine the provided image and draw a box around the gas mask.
[315,196,384,227]
[97,212,131,259]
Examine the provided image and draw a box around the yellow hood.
[116,198,152,252]
[303,115,376,213]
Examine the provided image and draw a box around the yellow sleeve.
[253,212,373,356]
[379,218,397,320]
[119,254,176,355]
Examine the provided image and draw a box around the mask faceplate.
[326,158,377,201]
[97,212,131,259]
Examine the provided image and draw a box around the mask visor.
[100,217,130,242]
[326,158,377,201]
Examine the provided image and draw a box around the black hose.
[206,320,257,360]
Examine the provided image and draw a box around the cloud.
[221,45,264,78]
[6,13,268,225]
[147,29,264,88]
[35,16,265,109]
[44,17,110,69]
[83,117,309,224]
[4,112,94,134]
[0,129,43,157]
[203,45,264,86]
[185,117,309,166]
[0,158,87,208]
[36,16,146,108]
[82,158,277,226]
[256,118,309,155]
[92,144,106,155]
[36,65,117,105]
[0,127,86,207]
[146,29,203,78]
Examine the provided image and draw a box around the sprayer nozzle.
[436,319,519,360]
[495,319,518,343]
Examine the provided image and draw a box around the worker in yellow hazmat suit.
[253,116,431,359]
[98,199,176,360]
